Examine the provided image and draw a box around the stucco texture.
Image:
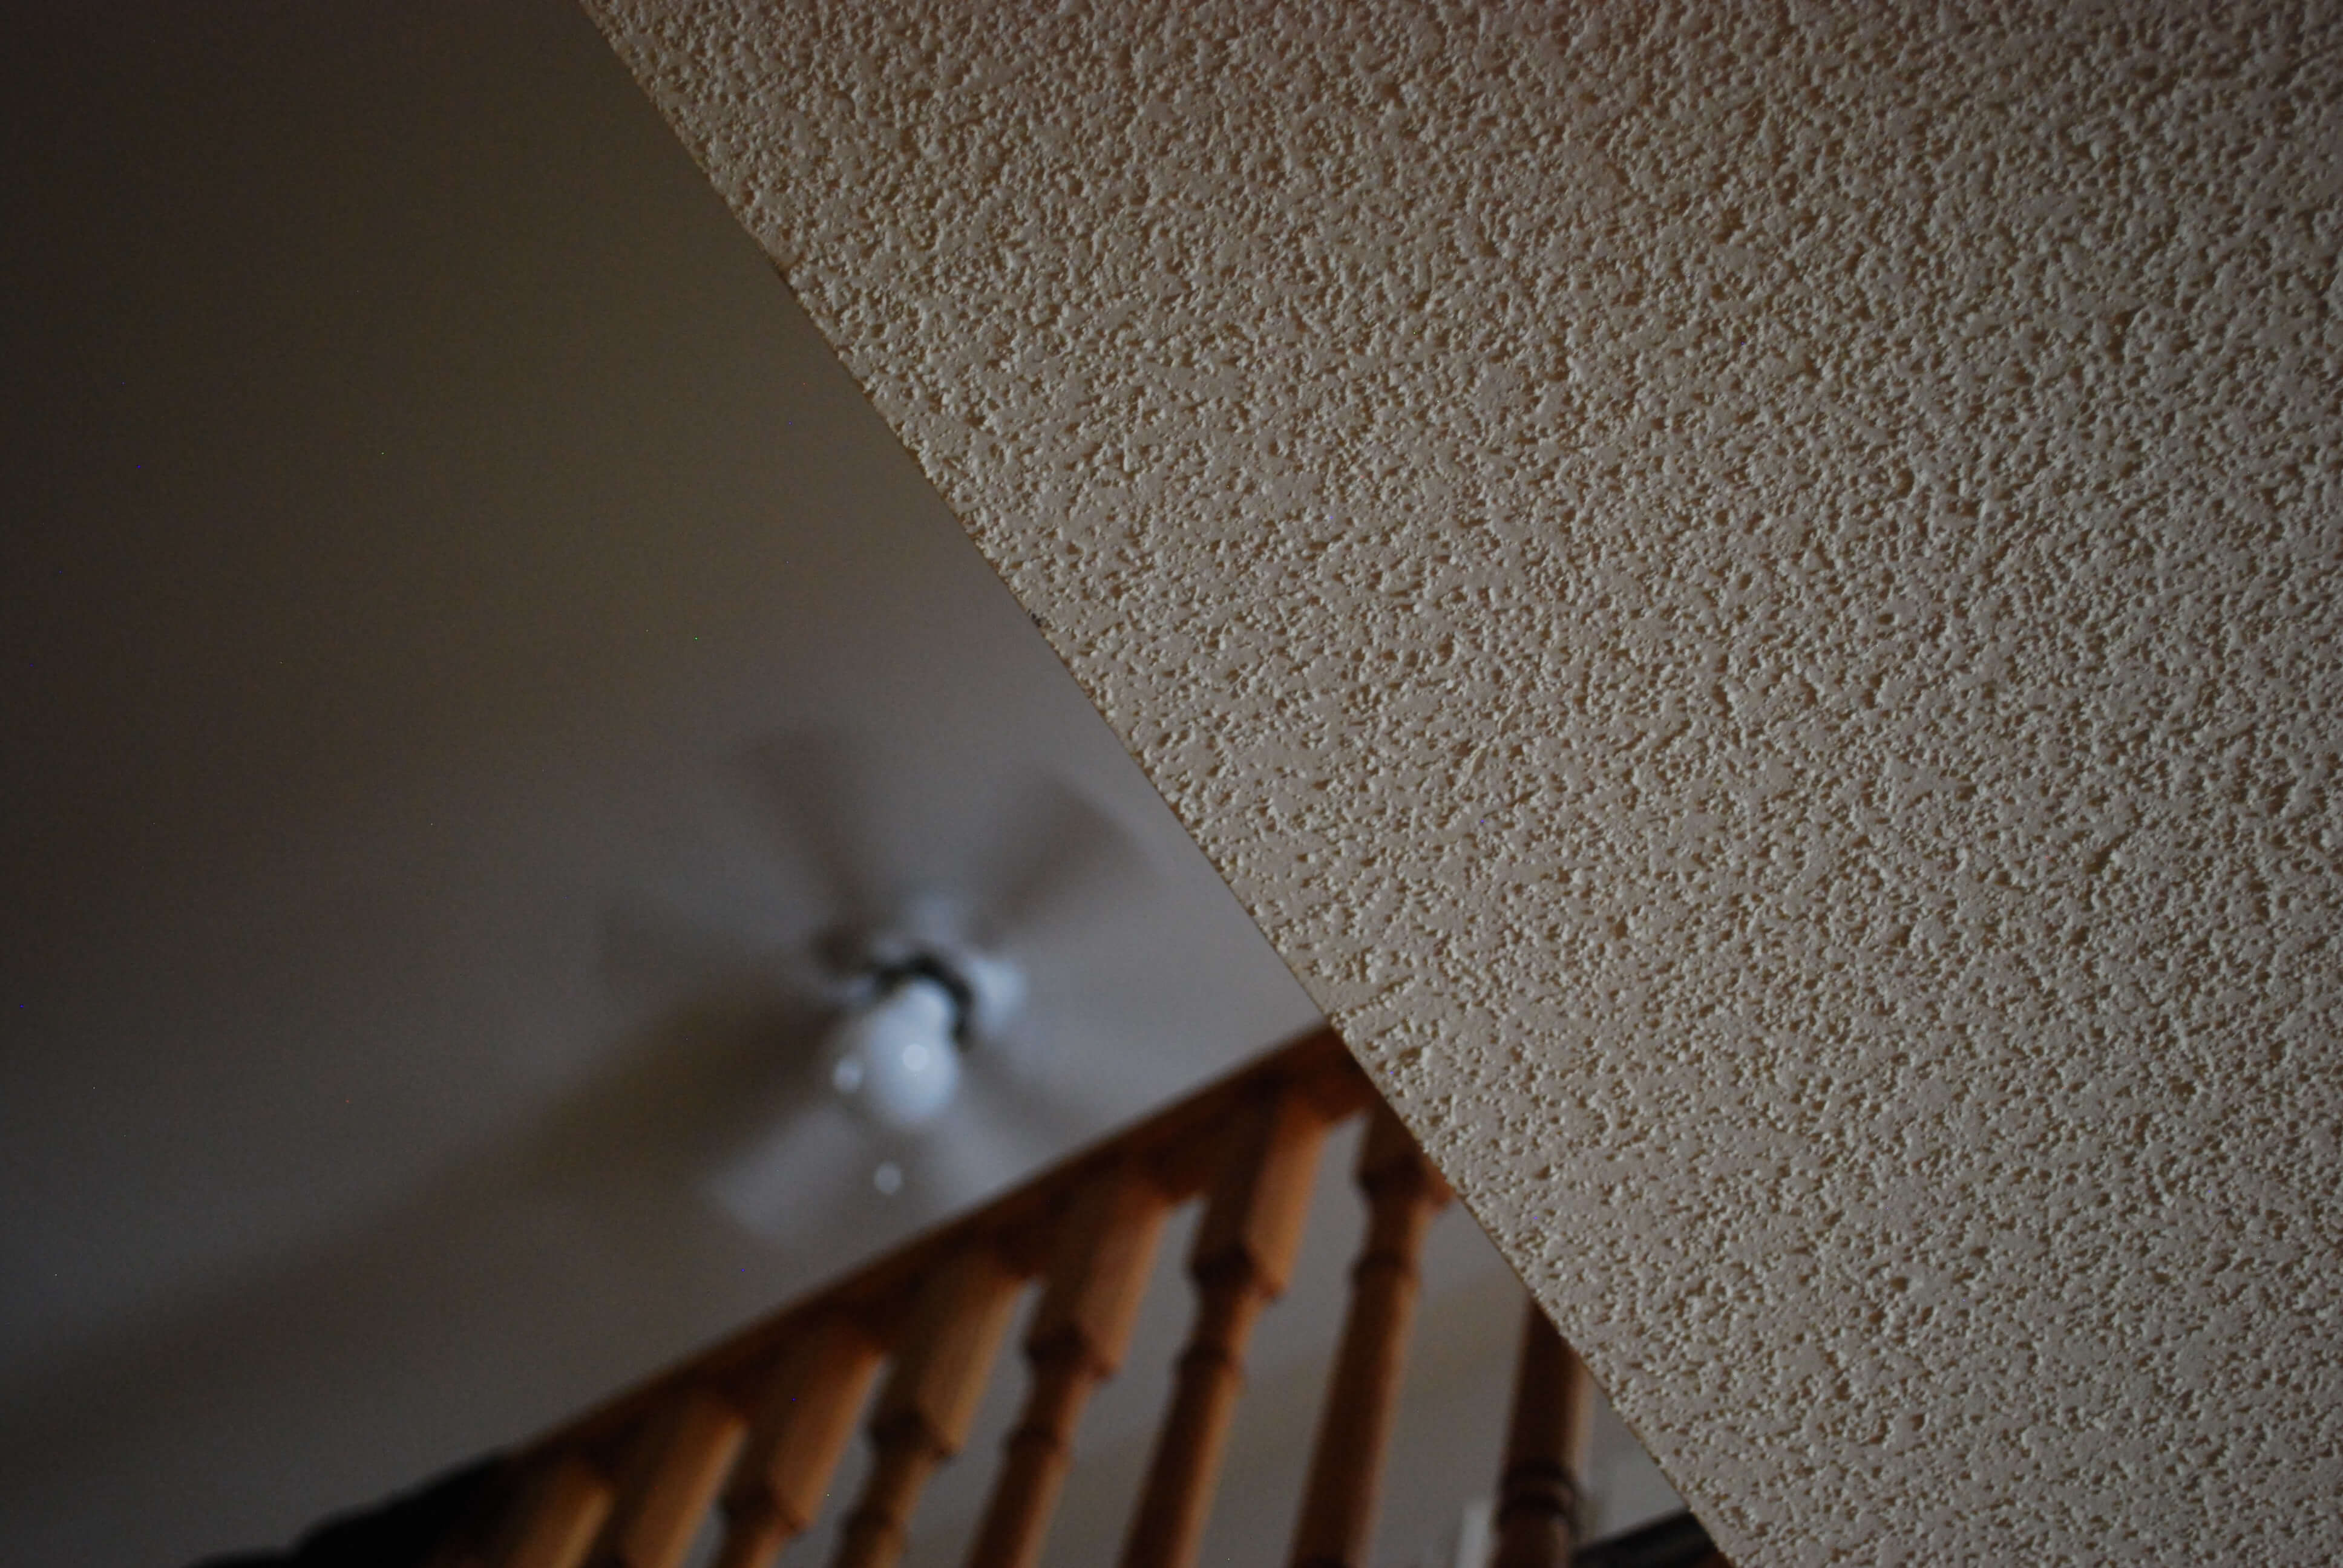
[584,3,2343,1560]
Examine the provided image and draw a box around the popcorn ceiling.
[583,2,2343,1560]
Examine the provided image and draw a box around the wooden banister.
[965,1161,1168,1568]
[1493,1303,1598,1568]
[494,1454,614,1568]
[1120,1083,1329,1568]
[712,1315,883,1568]
[1286,1105,1452,1568]
[440,1027,1723,1568]
[594,1387,746,1568]
[832,1246,1024,1568]
[510,1027,1362,1472]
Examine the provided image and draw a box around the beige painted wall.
[588,3,2343,1560]
[2,5,1325,1560]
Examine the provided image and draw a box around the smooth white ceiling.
[0,5,1319,1563]
[587,2,2343,1561]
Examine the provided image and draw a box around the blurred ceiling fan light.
[824,975,963,1129]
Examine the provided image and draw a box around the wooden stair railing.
[424,1026,1726,1568]
[965,1161,1165,1568]
[715,1315,881,1568]
[1287,1106,1451,1568]
[1492,1306,1596,1568]
[1122,1082,1326,1568]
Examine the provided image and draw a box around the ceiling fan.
[598,727,1153,1241]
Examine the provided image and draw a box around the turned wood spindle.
[965,1163,1169,1568]
[592,1387,749,1568]
[1120,1086,1328,1568]
[712,1316,885,1568]
[1286,1106,1452,1568]
[1492,1302,1596,1568]
[831,1247,1025,1568]
[494,1453,615,1568]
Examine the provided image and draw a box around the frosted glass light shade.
[825,976,962,1129]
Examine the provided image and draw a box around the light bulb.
[823,976,962,1130]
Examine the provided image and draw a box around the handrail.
[421,1024,1726,1568]
[530,1025,1366,1469]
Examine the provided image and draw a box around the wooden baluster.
[494,1453,615,1568]
[1491,1302,1596,1568]
[831,1246,1025,1568]
[966,1164,1170,1568]
[592,1387,749,1568]
[713,1316,885,1568]
[1286,1106,1452,1568]
[1120,1086,1328,1568]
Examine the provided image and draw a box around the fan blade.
[706,1094,872,1244]
[915,1069,1045,1207]
[598,892,823,1012]
[535,993,828,1188]
[735,728,891,932]
[984,1039,1135,1152]
[977,775,1153,945]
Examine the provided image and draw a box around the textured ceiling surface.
[587,3,2343,1560]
